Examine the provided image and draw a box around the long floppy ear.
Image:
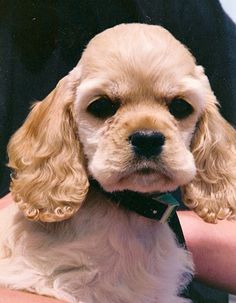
[8,70,89,222]
[182,69,236,223]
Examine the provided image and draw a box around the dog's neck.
[90,180,180,224]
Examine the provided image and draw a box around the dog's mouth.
[89,144,196,194]
[122,162,174,181]
[135,167,157,175]
[102,163,176,193]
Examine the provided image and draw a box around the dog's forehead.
[79,24,196,88]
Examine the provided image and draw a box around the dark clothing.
[1,1,235,302]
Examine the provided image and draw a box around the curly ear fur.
[8,72,89,222]
[183,84,236,223]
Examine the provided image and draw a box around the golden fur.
[0,23,236,303]
[8,24,236,223]
[8,77,89,221]
[183,72,236,222]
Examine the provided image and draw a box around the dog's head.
[8,24,236,222]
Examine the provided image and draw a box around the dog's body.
[0,24,235,302]
[0,191,192,303]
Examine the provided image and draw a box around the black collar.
[90,180,180,224]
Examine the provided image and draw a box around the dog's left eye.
[87,97,120,118]
[168,98,193,120]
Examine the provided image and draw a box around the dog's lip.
[135,167,157,175]
[96,164,179,193]
[118,165,173,182]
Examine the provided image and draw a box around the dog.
[0,23,235,303]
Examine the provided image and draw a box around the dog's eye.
[87,97,120,118]
[168,98,193,119]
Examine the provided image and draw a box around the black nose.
[129,131,165,158]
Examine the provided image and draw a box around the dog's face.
[8,24,236,222]
[76,24,205,193]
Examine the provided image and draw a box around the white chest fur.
[0,191,193,303]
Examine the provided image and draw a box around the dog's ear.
[182,67,236,222]
[8,70,89,222]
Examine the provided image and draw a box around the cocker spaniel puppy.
[0,23,235,303]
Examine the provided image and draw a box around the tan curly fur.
[7,23,236,226]
[183,87,236,222]
[1,23,236,303]
[8,73,89,222]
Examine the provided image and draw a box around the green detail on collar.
[152,193,180,224]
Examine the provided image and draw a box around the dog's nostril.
[129,131,165,158]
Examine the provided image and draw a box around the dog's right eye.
[87,97,120,119]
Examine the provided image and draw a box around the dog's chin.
[100,171,180,194]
